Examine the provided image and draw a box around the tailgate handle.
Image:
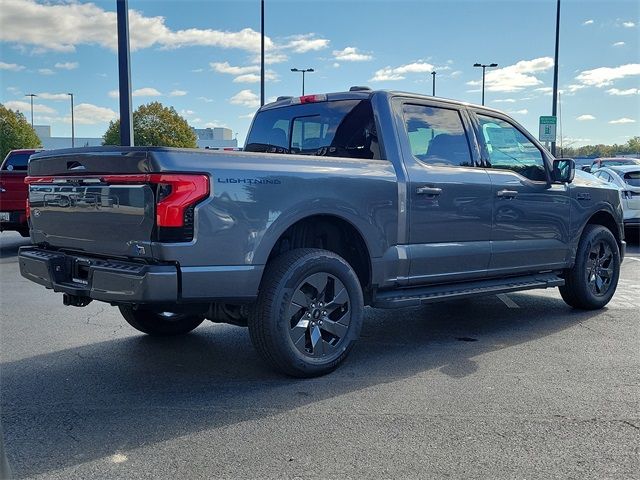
[416,186,443,196]
[67,161,86,171]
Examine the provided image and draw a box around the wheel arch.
[263,213,373,298]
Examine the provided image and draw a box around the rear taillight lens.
[149,174,209,242]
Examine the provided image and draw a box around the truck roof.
[259,88,506,116]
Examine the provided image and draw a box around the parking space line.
[497,293,520,308]
[625,257,640,262]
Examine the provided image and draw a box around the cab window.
[477,114,546,182]
[402,104,473,167]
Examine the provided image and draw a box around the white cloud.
[132,87,162,97]
[198,96,214,103]
[576,114,596,121]
[70,103,117,124]
[169,90,187,97]
[191,68,204,73]
[535,87,553,94]
[333,63,340,68]
[576,63,640,87]
[233,71,278,83]
[239,113,255,119]
[0,61,25,71]
[0,0,275,53]
[250,51,289,65]
[38,68,54,75]
[6,86,21,95]
[450,70,462,78]
[332,47,372,62]
[229,89,259,108]
[54,61,78,70]
[285,34,329,53]
[622,21,636,28]
[211,62,259,76]
[493,98,517,103]
[609,117,636,124]
[612,41,625,47]
[509,109,528,115]
[3,100,56,114]
[370,61,434,81]
[108,90,119,99]
[467,57,554,92]
[582,19,594,25]
[607,88,639,96]
[36,92,70,100]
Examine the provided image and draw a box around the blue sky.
[1,0,638,146]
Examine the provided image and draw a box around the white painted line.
[625,256,640,262]
[497,293,520,309]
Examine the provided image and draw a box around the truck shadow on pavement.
[1,292,604,478]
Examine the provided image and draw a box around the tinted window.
[402,104,473,167]
[477,114,546,181]
[245,99,381,160]
[624,171,640,187]
[2,152,31,171]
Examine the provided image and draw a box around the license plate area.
[0,212,9,222]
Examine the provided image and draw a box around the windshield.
[245,99,382,160]
[597,159,640,167]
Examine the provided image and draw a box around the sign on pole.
[539,116,557,142]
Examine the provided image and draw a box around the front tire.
[119,306,205,336]
[249,248,364,378]
[559,225,621,310]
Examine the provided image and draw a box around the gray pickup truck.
[19,88,625,377]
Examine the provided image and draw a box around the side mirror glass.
[552,158,575,183]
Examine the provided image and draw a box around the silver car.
[592,166,640,229]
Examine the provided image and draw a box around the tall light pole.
[290,68,314,96]
[67,93,75,148]
[551,0,561,156]
[116,0,134,146]
[25,93,37,127]
[260,0,265,107]
[431,71,436,96]
[473,62,498,106]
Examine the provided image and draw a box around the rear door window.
[624,171,640,187]
[245,99,382,160]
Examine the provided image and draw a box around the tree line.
[561,136,640,158]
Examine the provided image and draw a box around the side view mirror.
[552,158,575,184]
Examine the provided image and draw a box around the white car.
[592,166,640,230]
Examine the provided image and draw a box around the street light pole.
[431,71,436,96]
[473,62,498,106]
[260,0,265,107]
[290,68,314,96]
[551,0,561,156]
[25,94,37,127]
[67,93,75,148]
[116,0,134,146]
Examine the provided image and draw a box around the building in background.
[34,125,102,150]
[193,127,238,149]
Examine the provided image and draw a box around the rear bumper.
[18,247,178,304]
[623,218,640,227]
[18,247,263,304]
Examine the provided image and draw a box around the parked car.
[0,149,40,236]
[19,89,625,377]
[588,157,640,173]
[592,166,640,230]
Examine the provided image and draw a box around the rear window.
[1,152,31,171]
[624,171,640,187]
[245,99,382,160]
[600,159,639,167]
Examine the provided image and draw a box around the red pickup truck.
[0,149,39,237]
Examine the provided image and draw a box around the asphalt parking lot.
[1,232,638,479]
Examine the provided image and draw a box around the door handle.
[496,189,518,199]
[416,186,442,196]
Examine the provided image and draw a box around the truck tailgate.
[29,179,155,258]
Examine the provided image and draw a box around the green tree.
[0,104,41,160]
[103,101,197,148]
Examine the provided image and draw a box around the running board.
[372,273,565,309]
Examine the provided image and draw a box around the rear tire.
[119,306,205,336]
[249,248,364,378]
[559,225,620,310]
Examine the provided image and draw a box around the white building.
[34,125,103,150]
[192,127,238,149]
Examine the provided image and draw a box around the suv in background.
[589,157,640,172]
[0,149,39,236]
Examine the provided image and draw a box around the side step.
[372,273,565,309]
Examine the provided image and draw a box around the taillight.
[25,198,30,219]
[150,174,209,242]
